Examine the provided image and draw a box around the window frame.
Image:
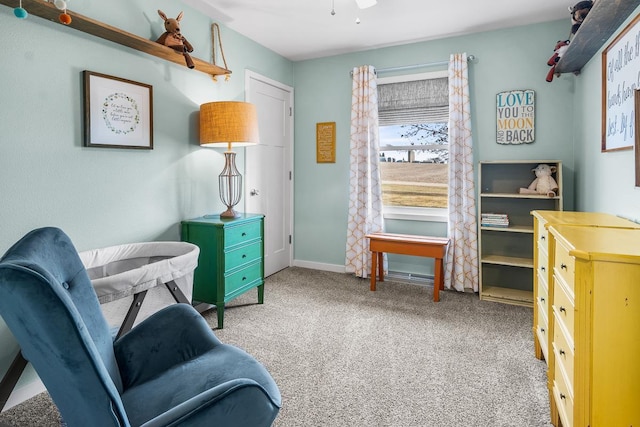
[377,70,449,223]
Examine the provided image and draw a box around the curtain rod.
[350,54,476,76]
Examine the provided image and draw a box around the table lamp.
[200,101,259,218]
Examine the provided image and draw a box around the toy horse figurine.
[156,10,195,69]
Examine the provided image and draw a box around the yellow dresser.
[547,225,640,427]
[530,211,640,425]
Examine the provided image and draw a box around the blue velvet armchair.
[0,227,281,427]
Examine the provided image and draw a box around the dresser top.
[182,213,264,226]
[531,210,640,229]
[549,224,640,263]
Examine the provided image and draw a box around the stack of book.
[481,213,509,228]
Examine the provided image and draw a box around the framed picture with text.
[602,14,640,152]
[83,70,153,149]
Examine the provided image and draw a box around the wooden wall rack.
[555,0,639,74]
[0,0,232,77]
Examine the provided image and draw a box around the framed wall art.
[316,122,336,163]
[83,70,153,149]
[602,14,640,152]
[635,90,640,186]
[496,89,535,144]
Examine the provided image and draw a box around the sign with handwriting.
[496,90,535,144]
[316,122,336,163]
[603,15,640,152]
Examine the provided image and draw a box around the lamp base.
[220,207,240,218]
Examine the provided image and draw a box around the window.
[377,71,449,221]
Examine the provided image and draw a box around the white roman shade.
[377,77,449,126]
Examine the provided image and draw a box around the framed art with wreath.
[83,71,153,149]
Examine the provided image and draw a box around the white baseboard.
[2,378,46,412]
[292,259,345,273]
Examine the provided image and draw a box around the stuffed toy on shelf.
[546,39,570,82]
[156,10,195,69]
[569,0,594,37]
[519,164,559,197]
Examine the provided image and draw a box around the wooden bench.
[366,232,450,302]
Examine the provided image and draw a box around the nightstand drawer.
[225,261,263,296]
[224,221,262,248]
[225,241,262,272]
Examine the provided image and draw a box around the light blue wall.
[292,19,576,271]
[0,0,292,402]
[574,6,640,221]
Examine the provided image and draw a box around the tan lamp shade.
[199,101,259,149]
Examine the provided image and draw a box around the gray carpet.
[0,267,552,426]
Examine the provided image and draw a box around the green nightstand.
[181,213,265,328]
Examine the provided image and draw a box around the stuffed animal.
[546,40,570,82]
[156,10,195,69]
[519,164,559,197]
[569,1,593,36]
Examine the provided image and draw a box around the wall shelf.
[0,0,231,77]
[555,0,640,74]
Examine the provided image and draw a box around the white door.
[245,71,293,277]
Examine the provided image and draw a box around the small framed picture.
[83,70,153,149]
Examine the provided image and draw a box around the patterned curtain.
[345,65,385,278]
[445,53,479,292]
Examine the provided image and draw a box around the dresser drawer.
[537,246,549,280]
[537,269,549,311]
[225,241,262,272]
[553,360,574,427]
[536,320,549,361]
[554,243,575,295]
[538,222,550,254]
[553,326,574,394]
[224,221,262,248]
[553,277,575,339]
[224,261,263,296]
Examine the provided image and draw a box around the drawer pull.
[540,328,545,333]
[560,393,566,401]
[541,266,546,272]
[560,263,567,270]
[541,235,545,240]
[540,297,545,303]
[559,306,566,313]
[242,232,247,237]
[242,276,247,281]
[559,349,565,356]
[242,254,247,258]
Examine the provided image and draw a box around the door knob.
[250,189,260,196]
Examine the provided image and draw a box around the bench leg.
[370,251,377,291]
[377,252,384,283]
[433,257,444,302]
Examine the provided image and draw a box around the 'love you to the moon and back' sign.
[496,89,535,145]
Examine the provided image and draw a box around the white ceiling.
[184,0,570,61]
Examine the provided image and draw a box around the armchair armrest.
[114,303,220,389]
[139,378,280,427]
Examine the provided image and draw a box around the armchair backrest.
[0,227,129,427]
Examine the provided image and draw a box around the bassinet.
[79,241,200,337]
